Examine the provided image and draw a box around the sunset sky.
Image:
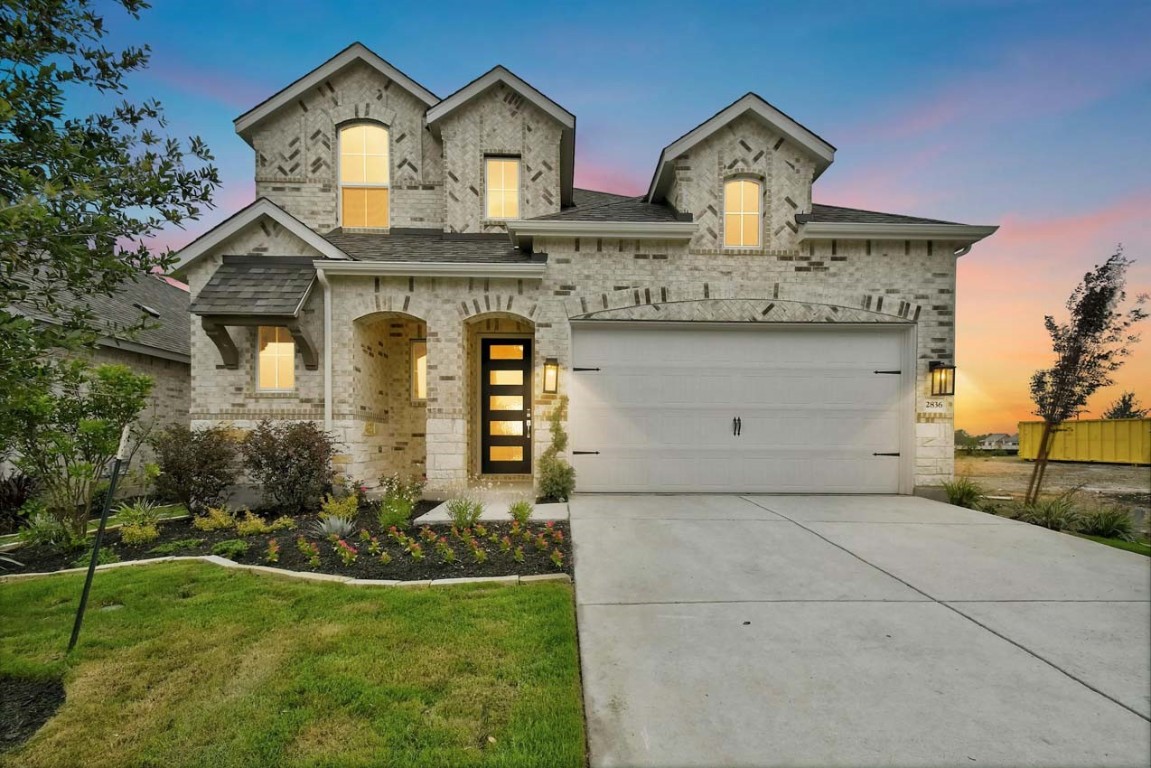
[102,0,1150,435]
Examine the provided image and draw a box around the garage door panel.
[570,326,908,493]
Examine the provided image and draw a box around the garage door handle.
[573,451,599,455]
[733,416,742,436]
[873,452,900,457]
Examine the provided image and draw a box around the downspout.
[316,267,333,430]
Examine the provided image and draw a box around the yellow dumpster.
[1018,418,1151,465]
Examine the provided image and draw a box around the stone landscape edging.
[0,554,571,587]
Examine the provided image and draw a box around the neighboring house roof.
[322,229,535,264]
[425,66,576,208]
[172,198,349,277]
[233,42,439,142]
[647,93,837,203]
[796,204,962,226]
[11,272,191,362]
[531,191,685,223]
[189,257,316,317]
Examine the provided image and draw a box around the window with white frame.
[485,157,520,219]
[411,339,427,401]
[257,326,295,391]
[339,123,390,228]
[723,178,762,248]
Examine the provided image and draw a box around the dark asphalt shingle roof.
[796,203,962,226]
[190,257,316,316]
[321,229,534,263]
[533,187,685,223]
[10,272,191,358]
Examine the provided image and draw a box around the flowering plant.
[265,538,280,564]
[335,539,358,566]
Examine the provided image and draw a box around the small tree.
[1101,392,1149,420]
[1025,250,1147,504]
[954,429,981,456]
[8,360,152,536]
[537,396,575,503]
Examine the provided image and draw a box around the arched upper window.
[723,179,761,248]
[339,123,389,228]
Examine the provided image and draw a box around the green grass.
[0,562,584,767]
[1073,533,1151,557]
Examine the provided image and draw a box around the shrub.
[508,499,534,526]
[1018,495,1080,531]
[379,474,425,506]
[8,361,152,537]
[296,536,321,568]
[242,421,335,514]
[147,538,205,555]
[943,477,983,509]
[334,539,358,566]
[1078,506,1134,540]
[537,396,575,502]
[311,515,354,540]
[320,493,359,522]
[265,538,280,564]
[192,506,235,532]
[0,472,38,535]
[375,496,414,530]
[70,548,120,568]
[446,496,484,529]
[115,499,163,527]
[18,506,85,552]
[151,425,239,514]
[120,523,159,545]
[211,539,249,560]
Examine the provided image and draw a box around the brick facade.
[185,52,966,495]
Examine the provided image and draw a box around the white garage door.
[568,324,909,493]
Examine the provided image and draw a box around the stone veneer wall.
[250,60,444,232]
[439,83,563,234]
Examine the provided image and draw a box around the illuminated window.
[340,123,389,228]
[411,339,427,401]
[723,179,761,248]
[257,326,295,391]
[485,158,519,219]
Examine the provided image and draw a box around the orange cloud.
[956,192,1151,434]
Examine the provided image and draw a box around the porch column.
[424,310,468,494]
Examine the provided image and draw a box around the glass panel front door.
[481,338,532,474]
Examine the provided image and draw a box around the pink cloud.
[574,159,647,196]
[814,142,953,213]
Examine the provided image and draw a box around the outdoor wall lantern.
[543,358,559,394]
[929,361,956,396]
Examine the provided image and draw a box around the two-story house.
[173,43,997,496]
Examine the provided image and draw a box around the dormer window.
[723,179,762,248]
[485,157,520,219]
[339,123,389,228]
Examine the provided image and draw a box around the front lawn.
[0,562,584,767]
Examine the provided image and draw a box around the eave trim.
[797,222,999,242]
[314,260,547,278]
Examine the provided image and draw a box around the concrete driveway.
[572,495,1151,768]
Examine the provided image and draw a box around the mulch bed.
[0,674,64,753]
[5,503,573,581]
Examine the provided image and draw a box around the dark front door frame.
[480,337,533,475]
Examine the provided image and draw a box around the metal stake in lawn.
[68,425,132,654]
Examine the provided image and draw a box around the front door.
[481,338,532,474]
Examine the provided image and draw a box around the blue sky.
[100,0,1151,431]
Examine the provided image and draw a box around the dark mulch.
[0,675,64,753]
[7,502,573,581]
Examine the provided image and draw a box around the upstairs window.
[257,326,295,391]
[485,157,520,219]
[723,179,762,248]
[340,123,389,228]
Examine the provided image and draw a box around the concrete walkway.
[572,494,1151,768]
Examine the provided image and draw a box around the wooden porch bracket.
[201,317,239,368]
[285,321,319,370]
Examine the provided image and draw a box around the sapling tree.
[1101,391,1149,420]
[1024,250,1147,504]
[1,0,219,445]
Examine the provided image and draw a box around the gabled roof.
[233,42,439,142]
[171,198,349,276]
[426,66,576,207]
[647,93,836,203]
[11,272,191,362]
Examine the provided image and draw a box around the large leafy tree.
[1101,391,1149,420]
[1,0,219,444]
[1025,250,1147,504]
